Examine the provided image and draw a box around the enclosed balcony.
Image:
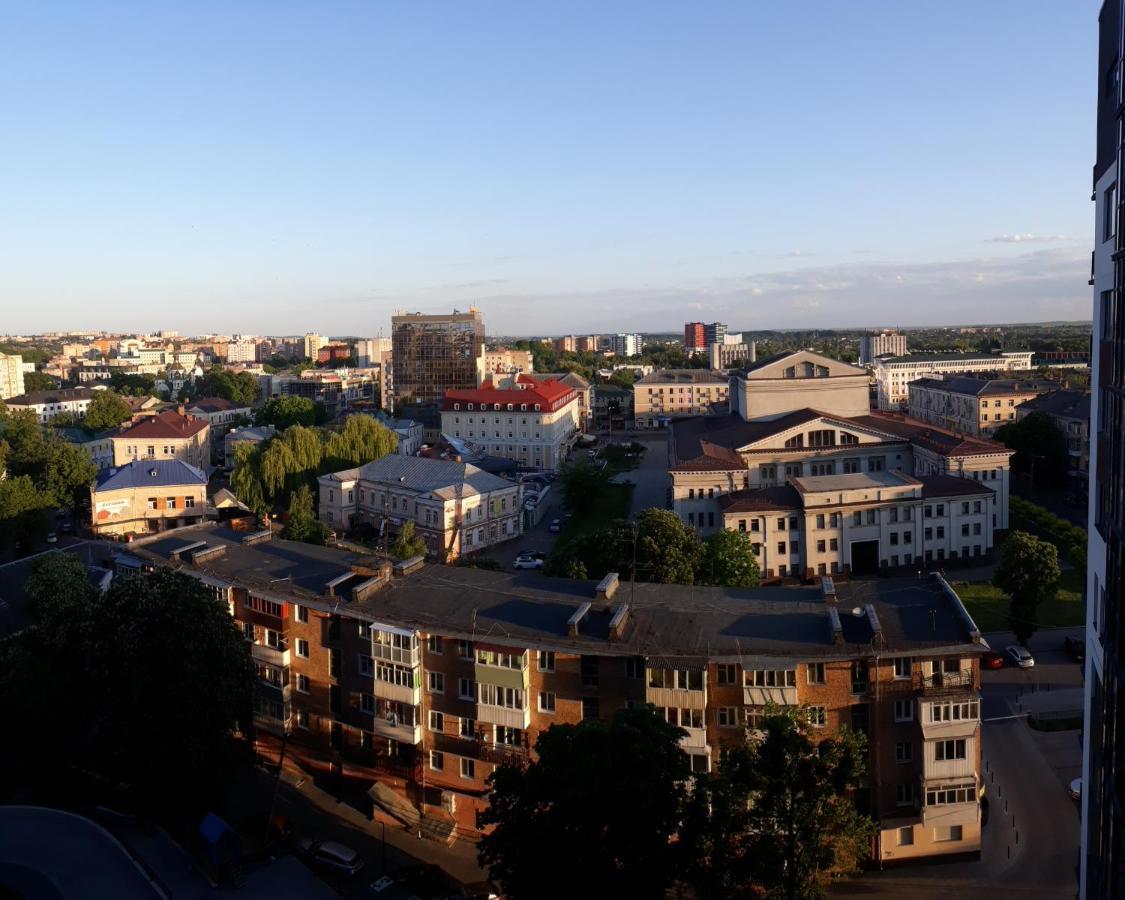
[920,777,980,827]
[473,647,529,692]
[742,668,797,707]
[646,666,708,709]
[919,696,981,740]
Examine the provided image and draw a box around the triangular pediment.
[734,412,907,453]
[741,349,867,380]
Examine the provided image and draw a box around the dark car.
[1064,636,1085,662]
[982,651,1005,670]
[296,837,364,877]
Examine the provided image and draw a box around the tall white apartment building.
[356,337,392,368]
[611,333,644,357]
[304,332,328,360]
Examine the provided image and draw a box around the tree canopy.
[83,390,134,431]
[0,555,255,820]
[22,371,59,393]
[193,367,260,406]
[699,528,761,588]
[108,371,158,397]
[282,483,331,545]
[993,530,1061,644]
[255,395,325,429]
[323,414,397,470]
[679,707,873,899]
[478,706,690,899]
[994,412,1070,487]
[391,520,426,559]
[557,459,613,515]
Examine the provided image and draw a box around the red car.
[983,651,1005,669]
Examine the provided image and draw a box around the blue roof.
[95,459,207,491]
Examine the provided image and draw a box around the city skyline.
[0,3,1094,334]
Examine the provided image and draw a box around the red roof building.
[111,409,211,472]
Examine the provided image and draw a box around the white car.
[548,518,562,533]
[1005,645,1035,668]
[513,554,545,570]
[1069,777,1082,800]
[297,838,365,876]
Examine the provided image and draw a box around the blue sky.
[0,1,1099,336]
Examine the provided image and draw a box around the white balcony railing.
[477,703,531,730]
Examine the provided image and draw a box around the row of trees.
[0,554,254,821]
[0,405,97,555]
[479,705,872,899]
[230,414,398,538]
[547,499,760,588]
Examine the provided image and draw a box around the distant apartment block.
[874,352,1035,410]
[356,337,392,368]
[0,352,25,400]
[709,340,756,370]
[303,332,328,361]
[4,387,100,423]
[684,322,727,353]
[317,342,352,365]
[91,459,207,537]
[576,335,600,353]
[391,309,486,406]
[859,329,908,365]
[610,333,644,357]
[478,348,534,382]
[442,376,579,471]
[633,370,729,428]
[552,335,576,353]
[225,339,259,363]
[907,377,1052,437]
[318,455,521,558]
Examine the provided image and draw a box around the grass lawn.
[953,568,1085,633]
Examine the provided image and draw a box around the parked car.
[1069,778,1083,801]
[548,518,562,533]
[982,650,1005,670]
[1064,635,1085,663]
[513,554,545,570]
[46,532,57,544]
[1005,645,1035,668]
[587,449,598,459]
[296,837,364,876]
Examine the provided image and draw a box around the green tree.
[0,557,255,819]
[994,412,1069,487]
[700,528,761,588]
[108,372,158,397]
[680,707,873,899]
[478,706,690,900]
[230,441,267,514]
[0,475,51,554]
[632,508,704,585]
[282,484,330,545]
[993,530,1060,644]
[557,459,613,515]
[194,367,260,406]
[41,433,97,509]
[83,390,134,431]
[322,414,397,470]
[22,371,59,393]
[390,520,426,559]
[255,395,324,429]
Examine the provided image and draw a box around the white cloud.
[986,233,1075,244]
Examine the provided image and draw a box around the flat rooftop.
[792,471,917,494]
[125,524,983,664]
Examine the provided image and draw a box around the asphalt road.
[837,626,1084,898]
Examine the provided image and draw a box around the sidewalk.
[273,753,488,886]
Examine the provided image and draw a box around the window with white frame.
[427,671,444,694]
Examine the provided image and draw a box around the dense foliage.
[994,412,1070,487]
[480,705,872,900]
[0,555,255,819]
[391,520,427,559]
[479,707,690,899]
[191,367,261,406]
[83,390,134,431]
[546,508,760,588]
[993,530,1061,644]
[282,483,331,545]
[255,395,325,429]
[229,414,397,514]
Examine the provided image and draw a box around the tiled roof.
[6,387,100,405]
[1017,390,1090,421]
[910,376,1051,397]
[719,485,802,513]
[917,475,996,499]
[319,454,514,499]
[850,412,1011,458]
[531,372,592,390]
[188,397,246,413]
[443,379,576,412]
[115,410,209,440]
[635,369,728,385]
[95,459,207,491]
[670,409,824,470]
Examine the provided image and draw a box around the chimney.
[820,576,837,604]
[567,601,592,638]
[595,572,619,606]
[607,602,630,640]
[827,606,844,645]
